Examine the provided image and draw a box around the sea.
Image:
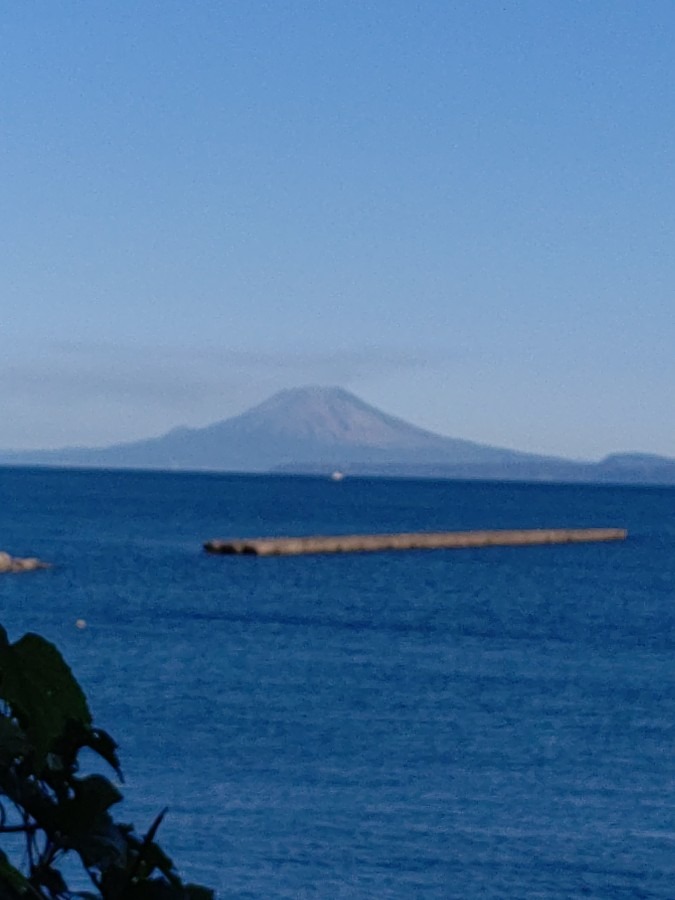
[1,465,675,899]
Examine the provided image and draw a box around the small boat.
[330,470,345,482]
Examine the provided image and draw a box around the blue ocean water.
[1,466,675,898]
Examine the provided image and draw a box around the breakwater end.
[0,551,50,573]
[204,527,627,558]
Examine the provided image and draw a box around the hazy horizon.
[3,3,674,459]
[1,383,670,466]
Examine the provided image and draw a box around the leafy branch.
[0,626,213,899]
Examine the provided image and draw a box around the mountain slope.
[0,386,549,471]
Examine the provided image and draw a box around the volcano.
[2,386,674,484]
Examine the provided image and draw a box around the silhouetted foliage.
[0,627,213,899]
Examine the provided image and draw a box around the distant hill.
[2,385,674,484]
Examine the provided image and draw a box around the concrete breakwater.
[205,527,627,558]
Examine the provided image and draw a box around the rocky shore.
[0,552,50,573]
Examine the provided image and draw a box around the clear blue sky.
[2,1,674,459]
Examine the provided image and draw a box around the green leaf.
[0,716,30,765]
[185,885,216,900]
[58,777,125,872]
[0,770,59,833]
[72,775,123,818]
[122,879,179,900]
[38,866,68,897]
[140,841,178,881]
[87,728,122,779]
[67,817,128,872]
[144,807,167,845]
[52,721,122,780]
[0,850,36,897]
[0,633,91,761]
[123,879,214,900]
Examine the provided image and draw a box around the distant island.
[2,386,674,485]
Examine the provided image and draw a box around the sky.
[2,0,674,459]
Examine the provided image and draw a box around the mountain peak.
[236,385,436,447]
[252,385,357,410]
